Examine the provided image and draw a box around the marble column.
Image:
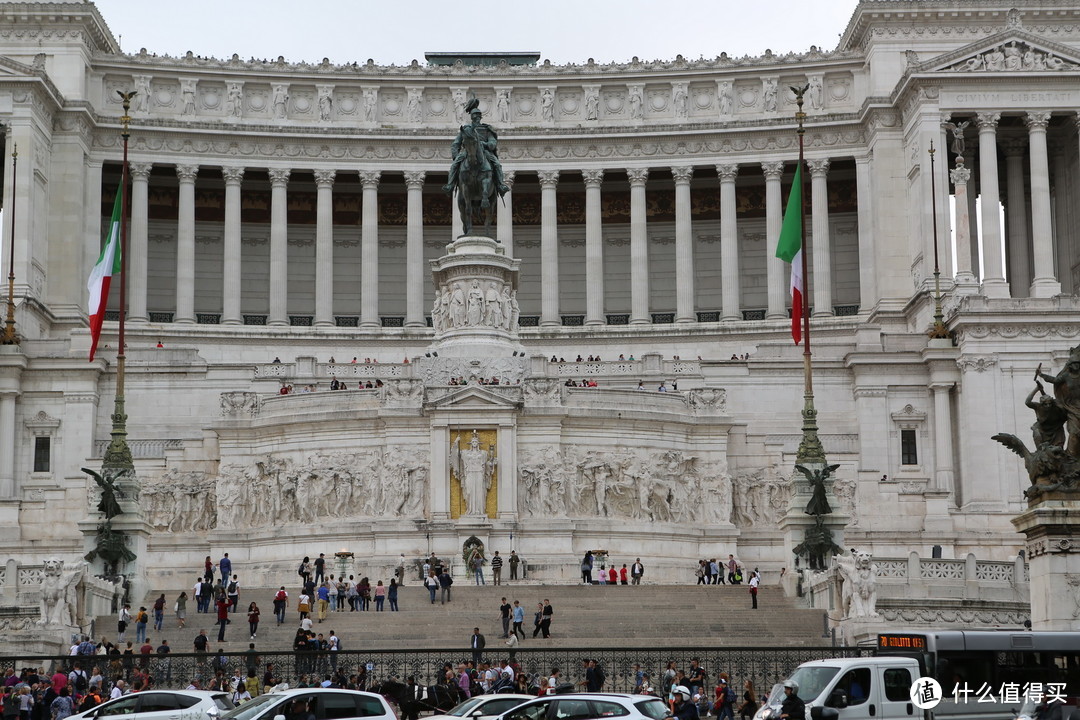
[404,170,426,328]
[763,162,786,318]
[976,112,1007,296]
[672,165,695,323]
[854,155,876,312]
[966,152,981,281]
[128,162,152,323]
[538,170,560,327]
[174,164,198,324]
[807,158,832,316]
[628,167,650,325]
[221,166,245,325]
[0,393,14,498]
[268,168,291,326]
[582,169,605,326]
[1055,131,1072,294]
[314,169,336,327]
[1027,111,1061,297]
[717,163,739,321]
[1002,137,1030,298]
[931,383,955,494]
[951,163,977,284]
[359,170,381,328]
[497,171,515,255]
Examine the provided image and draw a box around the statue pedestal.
[1012,498,1080,631]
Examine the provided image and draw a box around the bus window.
[935,654,995,694]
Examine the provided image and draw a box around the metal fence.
[0,646,873,695]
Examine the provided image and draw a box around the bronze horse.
[452,125,500,237]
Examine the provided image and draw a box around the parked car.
[70,690,233,720]
[494,693,669,720]
[429,694,535,720]
[213,688,394,720]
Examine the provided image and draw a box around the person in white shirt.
[110,680,126,700]
[546,669,561,695]
[749,571,760,609]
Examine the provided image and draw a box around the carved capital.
[314,169,336,187]
[268,168,291,186]
[222,166,245,184]
[806,158,830,178]
[670,166,694,184]
[403,170,426,189]
[950,166,971,185]
[175,164,199,183]
[626,167,649,186]
[716,163,738,182]
[975,111,1001,131]
[129,162,152,180]
[761,161,785,179]
[581,169,604,187]
[1025,110,1051,132]
[537,170,560,187]
[359,170,381,187]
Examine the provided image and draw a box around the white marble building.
[0,0,1076,591]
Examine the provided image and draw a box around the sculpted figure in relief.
[807,76,823,111]
[226,83,243,118]
[451,430,496,517]
[585,88,600,121]
[449,283,467,328]
[834,548,879,618]
[318,86,333,122]
[363,88,378,121]
[467,280,484,326]
[628,86,643,120]
[509,290,520,329]
[717,81,733,116]
[672,85,688,119]
[485,283,504,328]
[133,76,151,114]
[431,289,446,332]
[762,78,778,113]
[407,90,422,123]
[540,88,554,122]
[38,558,84,628]
[180,79,197,116]
[496,89,511,123]
[501,287,514,330]
[272,84,289,119]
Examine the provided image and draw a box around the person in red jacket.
[215,596,229,642]
[608,566,617,584]
[619,564,629,585]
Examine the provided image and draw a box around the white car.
[428,694,535,720]
[70,690,234,720]
[495,693,670,720]
[214,688,395,720]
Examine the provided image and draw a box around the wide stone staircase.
[138,581,828,653]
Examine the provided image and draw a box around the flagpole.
[927,141,948,338]
[103,91,136,473]
[792,86,825,465]
[1,143,17,345]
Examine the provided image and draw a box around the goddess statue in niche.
[451,430,497,517]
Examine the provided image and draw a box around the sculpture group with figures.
[993,347,1080,498]
[38,558,85,627]
[833,548,879,618]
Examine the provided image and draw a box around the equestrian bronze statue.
[444,98,509,238]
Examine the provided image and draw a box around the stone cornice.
[0,2,119,54]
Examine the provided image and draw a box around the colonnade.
[120,159,850,327]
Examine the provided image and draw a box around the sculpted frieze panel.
[731,464,792,528]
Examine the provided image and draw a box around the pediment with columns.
[913,28,1080,75]
[424,385,522,410]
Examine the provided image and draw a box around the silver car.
[215,688,395,720]
[496,693,670,720]
[428,694,536,720]
[69,691,234,720]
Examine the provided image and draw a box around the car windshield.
[786,667,842,704]
[635,699,670,720]
[447,698,488,717]
[220,694,281,720]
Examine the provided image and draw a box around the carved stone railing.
[321,363,411,379]
[93,438,184,459]
[255,388,382,419]
[563,387,691,415]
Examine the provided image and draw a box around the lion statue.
[38,558,85,627]
[834,548,879,618]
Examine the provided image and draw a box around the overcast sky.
[92,0,862,66]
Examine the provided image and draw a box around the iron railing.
[0,646,873,693]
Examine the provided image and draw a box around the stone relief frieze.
[414,357,526,387]
[143,469,216,532]
[220,391,261,418]
[432,281,518,333]
[944,40,1076,72]
[731,465,792,528]
[518,448,732,525]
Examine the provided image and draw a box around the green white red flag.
[87,190,122,361]
[775,164,803,345]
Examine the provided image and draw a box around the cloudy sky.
[92,0,861,66]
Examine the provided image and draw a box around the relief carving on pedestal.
[433,281,517,333]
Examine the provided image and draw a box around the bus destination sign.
[878,634,928,650]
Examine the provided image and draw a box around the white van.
[754,657,922,720]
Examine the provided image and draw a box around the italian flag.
[775,164,804,345]
[87,191,122,361]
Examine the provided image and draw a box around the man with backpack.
[68,664,89,695]
[78,686,102,714]
[273,587,288,624]
[227,575,240,612]
[714,679,737,720]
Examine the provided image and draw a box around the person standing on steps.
[439,567,453,604]
[215,595,229,642]
[314,553,326,585]
[219,553,232,584]
[499,598,511,638]
[581,552,594,584]
[748,571,760,609]
[473,553,486,585]
[509,551,520,581]
[470,628,485,666]
[247,602,260,640]
[539,598,553,638]
[388,578,399,611]
[424,570,438,604]
[511,600,525,639]
[632,558,644,585]
[490,551,503,585]
[273,587,288,625]
[531,602,544,638]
